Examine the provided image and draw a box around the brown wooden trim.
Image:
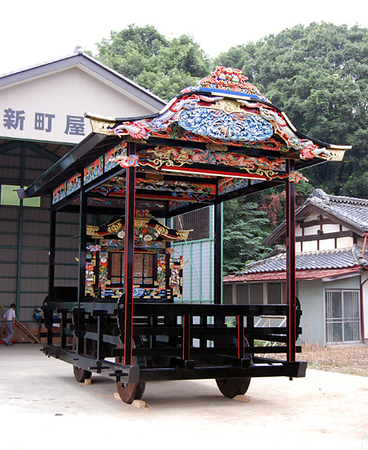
[296,230,353,242]
[264,202,366,246]
[300,218,338,228]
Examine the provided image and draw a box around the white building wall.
[298,279,325,345]
[304,225,320,236]
[336,236,354,248]
[322,224,339,233]
[295,226,303,237]
[0,67,159,145]
[303,240,318,252]
[360,271,368,343]
[324,275,361,290]
[319,239,335,250]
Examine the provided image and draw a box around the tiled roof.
[225,189,368,282]
[264,189,368,246]
[232,245,368,276]
[223,267,361,282]
[307,189,368,233]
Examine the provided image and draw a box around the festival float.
[19,67,350,403]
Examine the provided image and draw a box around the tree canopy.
[95,24,211,101]
[223,200,272,273]
[215,22,368,197]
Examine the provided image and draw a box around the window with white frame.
[326,290,361,343]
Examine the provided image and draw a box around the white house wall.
[360,271,368,343]
[295,213,354,253]
[299,275,362,346]
[324,275,361,290]
[0,67,156,145]
[303,240,318,252]
[322,224,340,233]
[298,279,325,345]
[303,225,320,236]
[336,236,354,248]
[319,239,336,250]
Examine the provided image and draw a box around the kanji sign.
[1,107,87,142]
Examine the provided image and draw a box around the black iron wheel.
[215,377,251,399]
[134,381,146,399]
[116,381,146,404]
[73,366,92,383]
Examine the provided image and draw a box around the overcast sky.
[1,0,368,76]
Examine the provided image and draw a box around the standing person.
[3,303,16,346]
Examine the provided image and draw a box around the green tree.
[256,180,316,227]
[94,24,211,100]
[216,23,368,197]
[223,199,271,273]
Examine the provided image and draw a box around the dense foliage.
[93,22,368,272]
[215,22,368,197]
[95,24,211,100]
[223,200,272,273]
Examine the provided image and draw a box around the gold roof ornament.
[86,215,191,242]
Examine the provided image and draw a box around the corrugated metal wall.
[172,207,215,304]
[0,144,217,324]
[177,239,214,303]
[55,214,80,285]
[0,145,79,325]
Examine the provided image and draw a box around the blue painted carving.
[178,108,273,143]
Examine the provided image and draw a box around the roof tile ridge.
[328,193,368,206]
[298,247,349,256]
[352,244,368,266]
[309,197,368,230]
[308,189,368,207]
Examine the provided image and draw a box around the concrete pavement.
[1,344,367,450]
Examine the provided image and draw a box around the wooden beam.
[296,230,353,242]
[286,160,296,363]
[123,142,137,366]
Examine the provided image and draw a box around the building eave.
[223,266,362,283]
[263,191,368,246]
[0,53,166,112]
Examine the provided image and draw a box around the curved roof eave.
[85,66,351,158]
[19,68,352,203]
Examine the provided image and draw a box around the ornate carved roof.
[87,67,350,163]
[21,68,351,219]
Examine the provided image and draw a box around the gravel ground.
[297,343,368,377]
